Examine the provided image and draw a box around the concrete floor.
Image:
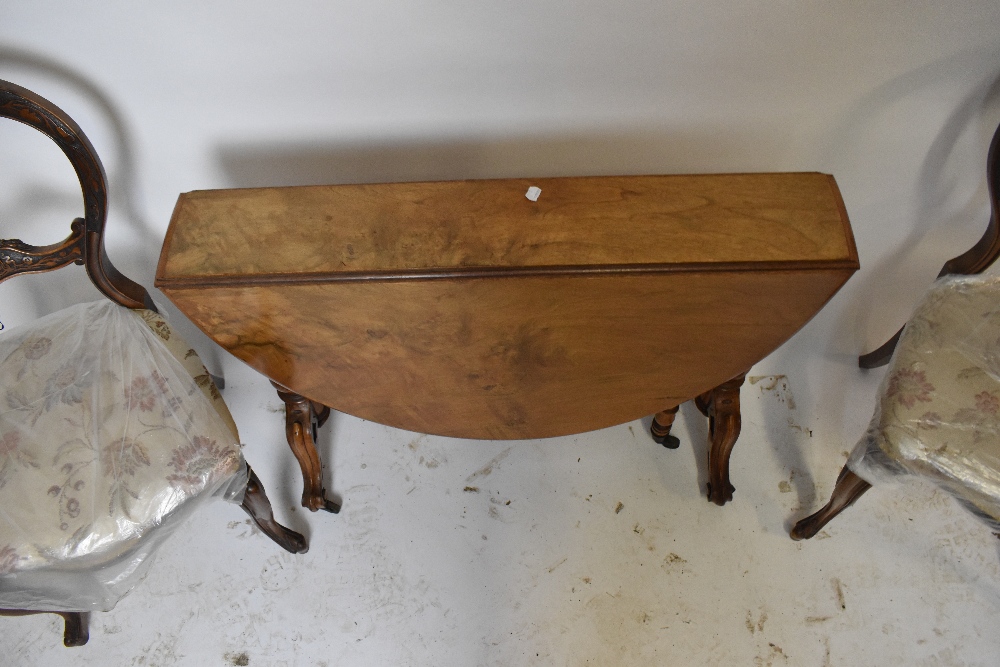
[2,4,1000,661]
[4,305,1000,666]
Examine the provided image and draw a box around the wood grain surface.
[156,172,858,439]
[160,269,853,439]
[157,173,855,281]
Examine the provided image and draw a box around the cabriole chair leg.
[0,610,88,647]
[241,466,308,554]
[791,466,872,540]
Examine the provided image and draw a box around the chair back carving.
[0,79,152,310]
[938,120,1000,277]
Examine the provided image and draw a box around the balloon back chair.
[792,119,1000,541]
[0,80,306,646]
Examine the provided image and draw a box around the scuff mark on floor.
[750,374,814,436]
[547,557,568,573]
[466,447,513,482]
[779,470,796,493]
[748,375,796,410]
[832,578,846,610]
[753,642,788,666]
[225,652,250,666]
[260,552,299,592]
[745,608,768,634]
[662,553,688,574]
[418,455,443,469]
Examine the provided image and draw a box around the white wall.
[1,3,999,662]
[4,0,998,446]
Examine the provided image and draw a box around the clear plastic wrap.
[0,301,246,612]
[850,275,1000,531]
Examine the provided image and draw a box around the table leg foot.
[651,405,681,449]
[701,373,745,506]
[273,382,341,514]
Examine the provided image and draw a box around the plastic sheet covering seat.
[0,79,306,647]
[792,275,1000,539]
[0,302,246,611]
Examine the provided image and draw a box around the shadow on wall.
[765,54,1000,521]
[216,126,793,189]
[822,52,1000,356]
[0,46,161,319]
[0,46,230,373]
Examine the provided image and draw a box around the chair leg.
[241,466,308,554]
[58,612,89,647]
[650,405,681,449]
[702,373,746,506]
[790,466,872,540]
[273,382,341,513]
[0,610,88,647]
[209,373,225,390]
[858,327,903,369]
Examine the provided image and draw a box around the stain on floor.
[466,447,513,482]
[225,651,250,666]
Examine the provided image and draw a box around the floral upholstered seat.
[0,78,306,647]
[848,275,1000,528]
[0,301,246,611]
[790,112,1000,543]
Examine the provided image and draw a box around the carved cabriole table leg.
[790,466,872,540]
[651,405,681,449]
[272,381,340,514]
[697,373,746,506]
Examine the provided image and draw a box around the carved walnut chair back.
[0,80,306,647]
[859,120,1000,368]
[793,119,1000,541]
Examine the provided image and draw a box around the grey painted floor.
[1,3,999,663]
[6,320,1000,666]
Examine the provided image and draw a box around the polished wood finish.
[0,80,307,647]
[156,172,858,439]
[160,269,853,440]
[859,120,1000,369]
[697,374,746,505]
[156,172,857,509]
[273,383,340,513]
[158,173,855,279]
[858,328,903,370]
[241,467,309,552]
[790,466,872,540]
[0,80,152,310]
[651,405,681,449]
[0,218,85,280]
